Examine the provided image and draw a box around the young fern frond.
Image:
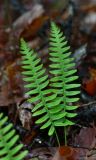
[49,22,80,126]
[0,113,28,160]
[20,22,80,145]
[20,39,64,136]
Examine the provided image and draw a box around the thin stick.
[79,101,96,108]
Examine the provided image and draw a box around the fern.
[20,39,64,137]
[49,22,80,144]
[20,22,80,145]
[0,113,28,160]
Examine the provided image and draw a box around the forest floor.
[0,0,96,159]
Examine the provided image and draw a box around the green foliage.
[0,113,28,160]
[20,22,80,140]
[20,39,62,136]
[49,22,80,126]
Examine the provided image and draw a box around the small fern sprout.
[0,113,28,160]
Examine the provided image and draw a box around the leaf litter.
[0,0,96,159]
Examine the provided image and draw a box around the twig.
[69,144,96,151]
[79,100,96,108]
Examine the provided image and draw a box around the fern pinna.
[20,22,80,146]
[49,22,80,144]
[0,113,28,160]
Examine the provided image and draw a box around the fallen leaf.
[52,146,79,160]
[83,67,96,96]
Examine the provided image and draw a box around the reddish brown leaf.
[83,67,96,96]
[53,146,79,160]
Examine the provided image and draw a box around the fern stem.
[54,128,60,147]
[64,126,67,146]
[55,36,68,146]
[60,59,67,146]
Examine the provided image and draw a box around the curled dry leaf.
[19,109,32,130]
[12,4,45,37]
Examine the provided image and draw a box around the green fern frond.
[20,39,63,136]
[20,22,80,145]
[0,113,28,160]
[49,22,80,124]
